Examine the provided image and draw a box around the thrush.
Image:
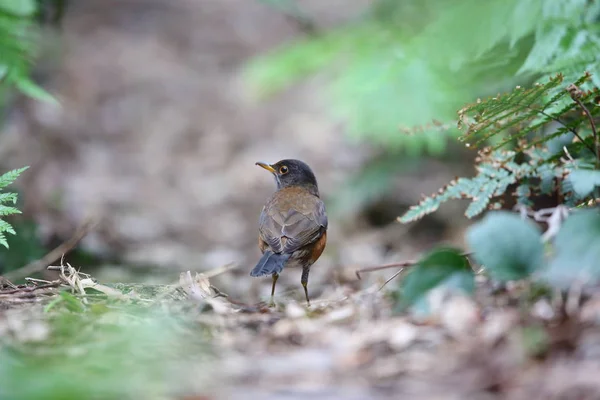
[251,159,328,306]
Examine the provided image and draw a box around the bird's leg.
[301,267,310,307]
[270,273,279,306]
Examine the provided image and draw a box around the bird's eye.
[279,165,289,174]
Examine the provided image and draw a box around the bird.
[251,159,328,306]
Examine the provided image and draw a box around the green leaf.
[543,209,600,290]
[14,78,58,105]
[0,219,15,235]
[0,220,45,271]
[0,0,36,16]
[0,192,18,204]
[466,211,544,281]
[0,206,21,216]
[395,247,474,310]
[567,169,600,198]
[58,291,86,313]
[0,231,7,249]
[0,166,28,189]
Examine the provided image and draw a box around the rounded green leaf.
[543,209,600,289]
[396,247,474,310]
[466,211,543,281]
[567,169,600,198]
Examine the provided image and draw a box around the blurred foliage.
[386,1,600,310]
[543,209,600,290]
[399,73,599,222]
[394,247,473,312]
[0,219,46,272]
[465,208,600,291]
[0,166,28,248]
[466,212,544,281]
[0,287,211,400]
[0,0,58,104]
[248,0,599,154]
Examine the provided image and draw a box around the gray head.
[255,159,319,196]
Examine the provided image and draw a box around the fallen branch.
[4,217,99,281]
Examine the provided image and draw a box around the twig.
[567,83,599,168]
[378,269,406,291]
[563,145,576,165]
[355,252,473,280]
[0,277,18,289]
[355,261,418,280]
[0,281,61,295]
[4,217,99,281]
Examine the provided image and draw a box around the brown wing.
[259,198,327,255]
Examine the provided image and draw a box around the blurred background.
[0,0,593,302]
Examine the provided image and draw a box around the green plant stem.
[567,85,599,168]
[573,98,599,168]
[522,104,596,156]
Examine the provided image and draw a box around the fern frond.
[515,183,533,206]
[458,73,599,152]
[0,192,18,204]
[0,231,7,249]
[0,219,16,235]
[399,147,572,223]
[0,206,22,216]
[0,166,28,189]
[0,166,28,248]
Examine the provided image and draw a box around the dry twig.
[355,252,473,280]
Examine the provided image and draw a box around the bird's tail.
[250,251,291,277]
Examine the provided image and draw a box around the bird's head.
[255,159,319,196]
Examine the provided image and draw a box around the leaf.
[395,247,474,310]
[0,192,18,205]
[518,24,568,74]
[0,0,36,16]
[466,211,544,281]
[14,78,59,105]
[567,169,600,198]
[0,206,21,216]
[244,0,548,152]
[0,166,28,189]
[58,291,86,313]
[543,209,600,290]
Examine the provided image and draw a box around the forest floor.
[2,261,600,400]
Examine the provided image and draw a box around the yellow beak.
[255,161,276,174]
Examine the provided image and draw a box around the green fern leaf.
[515,183,533,206]
[465,182,496,218]
[0,219,16,235]
[567,169,600,198]
[0,192,18,204]
[0,166,28,189]
[518,25,568,74]
[398,196,444,223]
[0,206,22,216]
